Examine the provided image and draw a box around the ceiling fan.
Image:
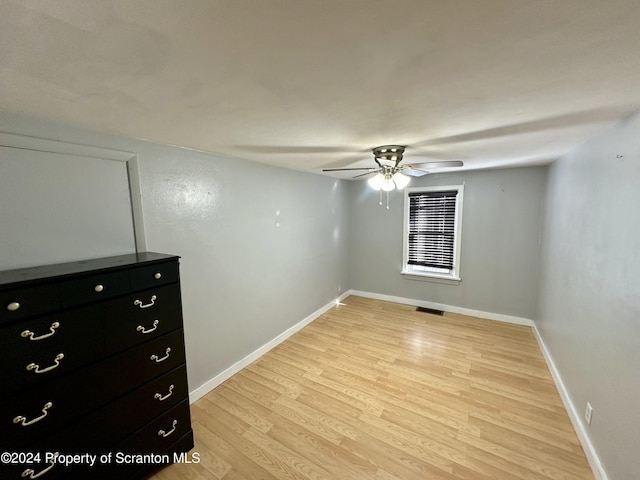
[322,145,463,191]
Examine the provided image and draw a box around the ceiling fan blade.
[322,167,378,172]
[404,169,430,177]
[405,160,463,169]
[352,170,380,178]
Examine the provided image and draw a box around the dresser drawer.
[1,331,186,449]
[92,328,187,407]
[0,283,60,324]
[103,284,183,354]
[118,399,192,454]
[129,260,179,291]
[114,364,189,432]
[0,305,105,396]
[57,270,130,308]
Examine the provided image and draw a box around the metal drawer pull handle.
[26,353,64,374]
[158,419,177,438]
[134,295,157,309]
[94,284,104,293]
[136,319,159,334]
[21,322,60,341]
[150,348,171,363]
[21,452,58,479]
[7,301,21,311]
[154,384,174,401]
[154,272,162,279]
[14,402,53,427]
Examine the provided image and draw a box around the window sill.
[401,270,461,286]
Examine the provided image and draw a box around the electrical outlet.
[585,402,593,425]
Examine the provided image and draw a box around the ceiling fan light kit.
[367,171,411,191]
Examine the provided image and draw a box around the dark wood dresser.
[0,252,193,479]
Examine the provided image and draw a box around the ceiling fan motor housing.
[372,145,405,165]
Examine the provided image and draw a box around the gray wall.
[349,166,547,319]
[537,113,640,480]
[0,112,350,393]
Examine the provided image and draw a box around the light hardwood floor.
[149,295,593,480]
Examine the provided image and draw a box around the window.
[402,185,464,284]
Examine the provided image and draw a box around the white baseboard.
[188,290,351,404]
[531,324,608,480]
[348,290,534,326]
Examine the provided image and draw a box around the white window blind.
[407,190,458,270]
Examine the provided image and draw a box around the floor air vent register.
[415,306,444,316]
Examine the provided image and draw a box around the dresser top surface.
[0,252,179,288]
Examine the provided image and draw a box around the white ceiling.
[1,0,640,178]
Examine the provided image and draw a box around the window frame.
[401,184,464,285]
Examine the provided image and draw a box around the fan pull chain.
[379,190,383,206]
[386,191,390,210]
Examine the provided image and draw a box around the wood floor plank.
[149,295,593,480]
[243,363,304,399]
[340,432,459,480]
[241,427,335,480]
[189,419,278,480]
[270,394,351,444]
[267,414,378,480]
[300,371,386,416]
